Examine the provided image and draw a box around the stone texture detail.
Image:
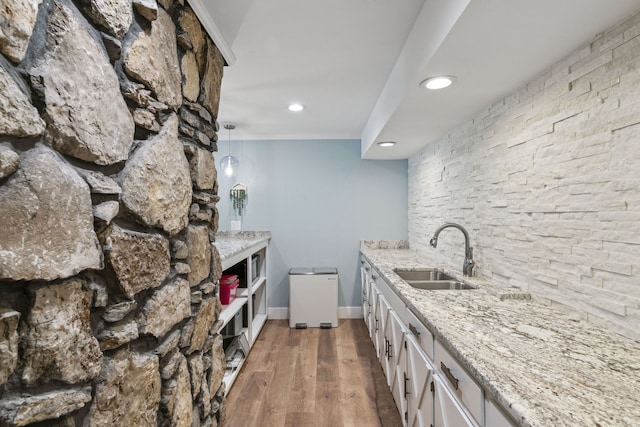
[0,145,102,281]
[0,0,44,63]
[120,114,192,235]
[209,334,224,397]
[162,354,193,427]
[188,352,203,395]
[189,297,216,353]
[97,319,139,350]
[408,14,640,341]
[103,224,170,299]
[190,147,215,190]
[0,309,20,386]
[0,66,45,136]
[31,2,134,165]
[80,0,132,38]
[93,201,119,225]
[182,51,200,102]
[137,278,191,338]
[187,225,211,286]
[0,146,20,179]
[22,279,103,385]
[132,108,160,131]
[0,0,226,421]
[133,0,158,21]
[201,38,225,119]
[211,245,223,283]
[0,388,92,426]
[87,349,160,427]
[124,8,182,109]
[75,169,122,194]
[178,8,206,73]
[103,300,137,322]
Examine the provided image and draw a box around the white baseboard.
[268,307,289,319]
[338,306,363,318]
[267,306,362,320]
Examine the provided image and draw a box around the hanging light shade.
[220,154,239,177]
[220,122,239,177]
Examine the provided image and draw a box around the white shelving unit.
[218,239,269,393]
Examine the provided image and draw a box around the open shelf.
[219,297,248,329]
[218,239,269,396]
[251,276,266,294]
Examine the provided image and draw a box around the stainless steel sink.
[394,269,455,282]
[405,280,476,291]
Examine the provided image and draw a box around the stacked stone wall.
[409,11,640,341]
[0,0,227,425]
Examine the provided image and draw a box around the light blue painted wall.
[217,139,408,308]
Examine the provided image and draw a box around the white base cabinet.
[360,254,516,427]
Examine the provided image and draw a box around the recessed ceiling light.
[377,141,396,147]
[288,103,305,112]
[420,76,456,90]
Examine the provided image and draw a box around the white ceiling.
[192,0,640,159]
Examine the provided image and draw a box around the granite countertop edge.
[214,231,271,262]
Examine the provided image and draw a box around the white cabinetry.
[406,334,435,427]
[219,240,269,393]
[360,254,517,427]
[434,376,477,427]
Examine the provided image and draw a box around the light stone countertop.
[214,231,271,262]
[360,241,640,427]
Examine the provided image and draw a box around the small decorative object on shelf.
[230,183,247,217]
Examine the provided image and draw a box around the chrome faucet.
[430,223,475,277]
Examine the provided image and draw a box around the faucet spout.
[430,223,475,277]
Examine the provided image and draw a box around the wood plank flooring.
[221,319,402,427]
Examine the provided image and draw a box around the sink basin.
[406,280,476,291]
[394,269,455,282]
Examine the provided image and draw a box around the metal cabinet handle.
[387,341,392,360]
[441,361,459,390]
[404,372,410,398]
[371,273,378,280]
[365,266,370,272]
[409,323,420,337]
[375,319,379,332]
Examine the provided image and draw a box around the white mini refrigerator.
[289,267,338,328]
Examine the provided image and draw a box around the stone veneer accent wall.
[0,0,227,425]
[409,11,640,341]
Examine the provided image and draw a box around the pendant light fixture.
[219,122,239,177]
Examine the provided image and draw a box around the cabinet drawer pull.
[408,323,420,337]
[441,361,459,390]
[372,273,378,280]
[375,319,379,332]
[365,266,370,272]
[387,341,392,360]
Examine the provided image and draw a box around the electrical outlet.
[231,220,241,231]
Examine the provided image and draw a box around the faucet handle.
[429,237,438,247]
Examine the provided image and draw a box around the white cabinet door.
[374,289,389,360]
[406,335,435,427]
[434,377,477,427]
[360,261,368,322]
[388,308,408,417]
[367,281,378,340]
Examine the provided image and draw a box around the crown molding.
[186,0,236,66]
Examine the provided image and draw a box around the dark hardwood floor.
[221,319,402,427]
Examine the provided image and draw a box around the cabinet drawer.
[434,340,483,425]
[406,309,434,361]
